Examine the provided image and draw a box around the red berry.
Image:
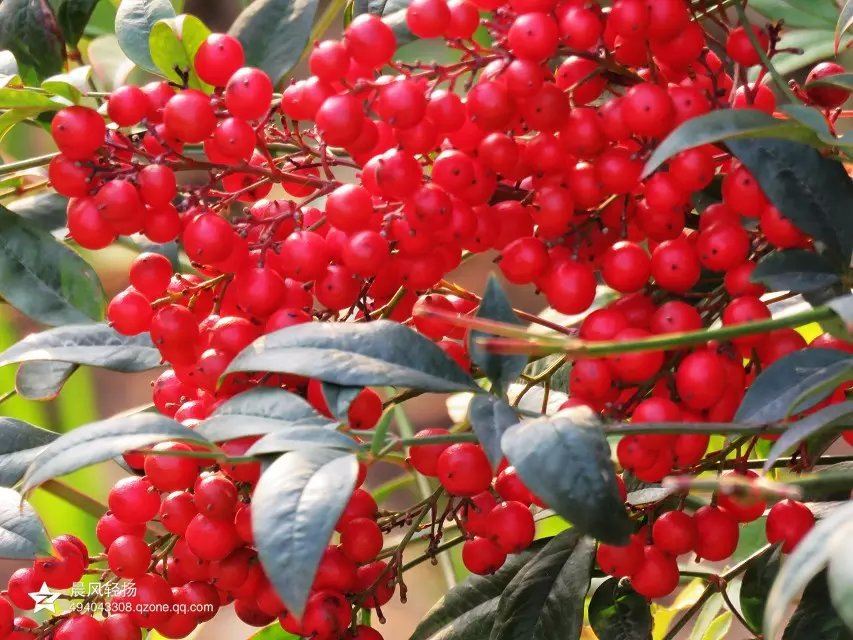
[436,443,492,496]
[652,511,696,556]
[765,499,814,553]
[693,506,739,561]
[462,537,507,575]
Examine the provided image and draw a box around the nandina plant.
[0,0,850,638]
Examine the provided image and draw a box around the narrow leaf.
[763,401,853,472]
[246,426,360,456]
[0,418,58,487]
[468,394,518,469]
[321,382,361,422]
[0,487,50,559]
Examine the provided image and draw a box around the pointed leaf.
[197,388,331,441]
[21,413,209,494]
[489,529,594,640]
[0,204,105,325]
[321,382,361,422]
[0,487,50,559]
[588,577,652,640]
[0,418,58,487]
[740,545,782,633]
[253,449,358,617]
[501,408,632,544]
[827,546,853,633]
[48,0,99,45]
[149,14,211,90]
[115,0,176,72]
[783,572,850,640]
[468,394,518,469]
[763,402,853,472]
[752,250,841,294]
[247,426,360,456]
[227,320,478,393]
[0,0,65,81]
[837,0,853,54]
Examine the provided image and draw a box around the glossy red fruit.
[716,470,767,523]
[485,501,535,553]
[596,534,643,578]
[462,537,507,575]
[108,535,152,579]
[693,506,739,561]
[340,517,384,564]
[436,443,493,496]
[194,34,245,86]
[765,499,814,553]
[51,106,105,159]
[409,428,452,476]
[108,476,161,524]
[630,545,679,598]
[652,511,696,556]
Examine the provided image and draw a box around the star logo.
[29,583,60,614]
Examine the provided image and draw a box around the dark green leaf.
[115,0,176,73]
[740,545,782,633]
[839,0,853,54]
[763,402,853,472]
[827,545,853,633]
[0,488,50,559]
[642,110,821,179]
[7,192,68,231]
[321,382,360,422]
[253,449,358,617]
[490,529,594,640]
[468,394,518,469]
[469,276,527,393]
[588,577,652,640]
[0,0,65,81]
[735,349,853,424]
[49,0,99,45]
[227,320,478,393]
[246,426,360,456]
[752,250,841,294]
[727,139,853,265]
[411,540,549,640]
[20,413,209,494]
[501,408,632,545]
[197,388,331,441]
[0,204,105,325]
[764,502,853,639]
[0,418,58,487]
[783,572,851,640]
[229,0,320,83]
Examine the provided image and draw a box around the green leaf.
[501,408,632,545]
[411,539,550,640]
[4,192,68,231]
[763,402,853,472]
[764,501,853,639]
[227,320,478,393]
[229,0,321,83]
[702,613,732,640]
[0,86,65,109]
[197,388,331,441]
[48,0,99,45]
[20,412,209,495]
[735,348,853,424]
[0,204,105,326]
[321,382,360,422]
[489,529,594,640]
[0,0,66,81]
[253,448,358,617]
[249,625,299,640]
[149,14,211,90]
[783,572,851,640]
[752,250,841,294]
[749,0,837,29]
[115,0,176,73]
[588,577,652,640]
[379,0,416,46]
[827,543,853,633]
[469,276,527,394]
[643,109,822,179]
[839,0,853,54]
[42,64,92,102]
[0,418,58,487]
[246,425,360,456]
[740,545,782,633]
[807,72,853,92]
[727,139,853,265]
[756,28,852,79]
[468,394,518,470]
[0,487,50,559]
[0,108,41,143]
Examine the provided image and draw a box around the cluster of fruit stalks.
[2,0,850,638]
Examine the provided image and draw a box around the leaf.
[0,0,65,81]
[701,613,732,640]
[783,572,850,640]
[489,530,594,640]
[0,50,17,76]
[828,295,853,335]
[740,545,782,633]
[249,625,300,640]
[588,578,653,640]
[227,320,478,393]
[688,593,724,640]
[42,64,92,102]
[839,0,853,54]
[379,0,416,47]
[20,412,209,495]
[468,394,518,470]
[229,0,321,83]
[149,14,211,90]
[643,110,821,179]
[764,501,853,640]
[410,541,549,640]
[115,0,176,73]
[7,192,68,233]
[0,87,64,109]
[252,448,358,617]
[807,72,853,93]
[749,0,837,29]
[734,348,853,424]
[0,487,50,559]
[0,108,41,143]
[246,426,360,456]
[321,382,360,422]
[0,205,105,326]
[763,401,853,472]
[827,544,853,633]
[625,487,674,507]
[757,29,851,79]
[501,408,632,545]
[751,250,841,294]
[0,418,58,487]
[197,388,331,441]
[48,0,99,45]
[727,139,853,265]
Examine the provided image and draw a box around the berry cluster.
[7,0,849,637]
